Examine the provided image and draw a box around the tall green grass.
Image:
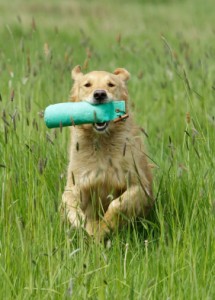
[0,0,215,299]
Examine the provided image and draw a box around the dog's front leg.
[97,185,153,240]
[61,188,85,228]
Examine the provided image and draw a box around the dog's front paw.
[67,209,86,228]
[85,220,99,236]
[85,220,110,242]
[97,220,111,241]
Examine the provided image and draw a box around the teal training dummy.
[44,101,127,128]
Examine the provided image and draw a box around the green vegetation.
[0,0,214,299]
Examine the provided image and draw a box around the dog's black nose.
[93,90,107,102]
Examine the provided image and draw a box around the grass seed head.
[186,112,191,124]
[10,89,14,101]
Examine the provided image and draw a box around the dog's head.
[70,65,130,132]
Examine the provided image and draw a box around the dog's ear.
[71,65,83,81]
[113,68,130,82]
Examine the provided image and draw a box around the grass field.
[0,0,215,299]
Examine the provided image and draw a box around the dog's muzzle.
[92,89,109,131]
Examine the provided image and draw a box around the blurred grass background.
[0,0,215,299]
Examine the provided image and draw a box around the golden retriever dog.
[62,65,154,240]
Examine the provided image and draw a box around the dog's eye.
[107,82,115,87]
[84,82,91,87]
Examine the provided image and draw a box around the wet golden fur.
[62,66,154,240]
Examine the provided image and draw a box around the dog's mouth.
[93,122,109,132]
